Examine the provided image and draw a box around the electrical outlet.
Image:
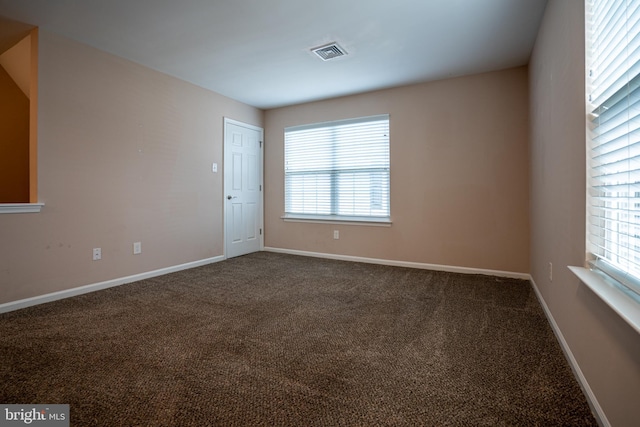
[93,248,101,261]
[133,242,142,255]
[333,230,339,240]
[549,262,553,282]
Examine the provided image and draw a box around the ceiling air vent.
[312,43,347,61]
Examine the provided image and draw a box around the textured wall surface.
[0,30,263,303]
[265,67,530,274]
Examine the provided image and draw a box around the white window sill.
[569,266,640,334]
[0,203,44,214]
[282,214,392,227]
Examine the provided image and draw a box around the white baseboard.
[0,255,225,314]
[263,247,530,280]
[529,277,608,427]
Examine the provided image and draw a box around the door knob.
[227,195,237,200]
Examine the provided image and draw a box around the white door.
[224,118,263,258]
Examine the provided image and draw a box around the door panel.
[224,119,263,258]
[245,202,257,240]
[248,154,258,191]
[232,153,242,190]
[231,203,243,243]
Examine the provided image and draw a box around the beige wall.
[0,30,263,304]
[264,67,530,274]
[530,1,640,426]
[0,63,29,203]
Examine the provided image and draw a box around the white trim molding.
[263,247,530,280]
[0,203,44,214]
[529,276,609,427]
[0,255,225,314]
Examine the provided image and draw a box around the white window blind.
[284,115,390,221]
[587,0,640,296]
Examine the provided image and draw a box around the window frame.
[283,114,391,224]
[573,0,640,334]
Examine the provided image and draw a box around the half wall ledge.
[569,266,640,335]
[0,203,44,214]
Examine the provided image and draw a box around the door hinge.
[259,185,262,191]
[259,141,263,148]
[260,228,262,235]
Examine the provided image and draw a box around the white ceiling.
[0,0,548,109]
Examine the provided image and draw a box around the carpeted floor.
[0,252,598,426]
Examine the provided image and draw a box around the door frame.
[223,117,264,258]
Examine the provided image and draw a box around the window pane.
[284,115,390,219]
[588,0,640,295]
[336,171,389,216]
[285,173,331,215]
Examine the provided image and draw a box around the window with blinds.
[587,0,640,297]
[284,115,390,222]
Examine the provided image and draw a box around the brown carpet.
[1,252,597,426]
